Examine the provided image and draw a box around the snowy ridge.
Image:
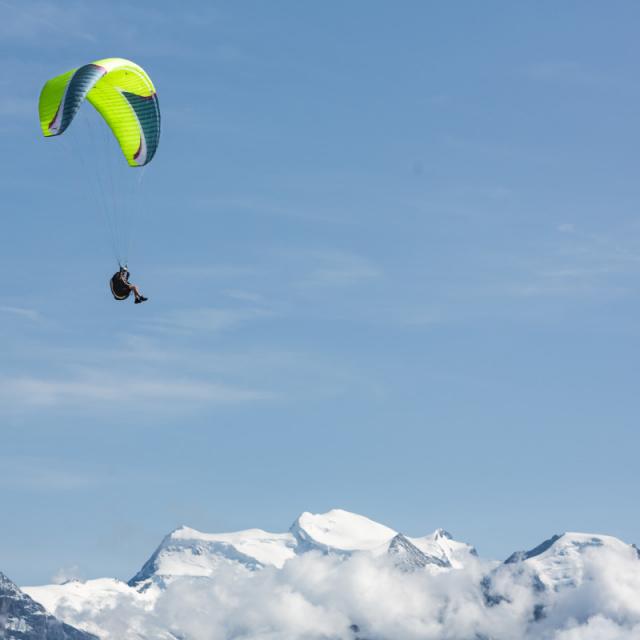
[128,525,297,587]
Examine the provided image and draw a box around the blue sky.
[1,0,640,585]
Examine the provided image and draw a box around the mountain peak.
[505,534,563,564]
[291,509,396,552]
[168,524,195,537]
[497,531,640,596]
[504,532,637,566]
[434,528,452,540]
[387,534,450,571]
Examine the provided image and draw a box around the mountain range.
[3,509,638,639]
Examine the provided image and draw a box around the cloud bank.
[27,541,640,640]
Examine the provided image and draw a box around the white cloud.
[223,289,264,304]
[0,98,35,119]
[144,307,274,334]
[0,306,40,321]
[553,617,640,639]
[298,251,381,288]
[527,61,611,88]
[0,374,274,410]
[475,224,640,302]
[52,566,82,585]
[2,329,372,416]
[503,282,607,298]
[0,457,97,491]
[156,265,259,279]
[0,0,96,42]
[196,195,346,223]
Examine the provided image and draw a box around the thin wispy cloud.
[502,282,620,299]
[144,307,274,334]
[0,97,35,119]
[538,266,619,279]
[0,374,274,410]
[223,289,265,303]
[197,195,349,223]
[0,456,98,491]
[3,331,374,412]
[467,224,640,302]
[527,60,612,88]
[391,307,443,328]
[0,0,96,42]
[156,265,259,279]
[0,306,41,322]
[296,251,382,288]
[51,565,82,584]
[0,0,225,63]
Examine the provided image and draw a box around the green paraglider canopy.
[39,57,160,166]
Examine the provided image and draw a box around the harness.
[110,271,131,301]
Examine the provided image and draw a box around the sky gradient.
[1,0,640,585]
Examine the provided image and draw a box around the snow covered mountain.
[21,510,640,640]
[128,525,297,586]
[127,508,476,588]
[0,571,97,640]
[476,529,640,639]
[503,531,640,591]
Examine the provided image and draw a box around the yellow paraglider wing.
[38,57,160,166]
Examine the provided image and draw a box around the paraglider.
[110,266,148,304]
[38,57,160,303]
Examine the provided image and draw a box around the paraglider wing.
[38,58,160,167]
